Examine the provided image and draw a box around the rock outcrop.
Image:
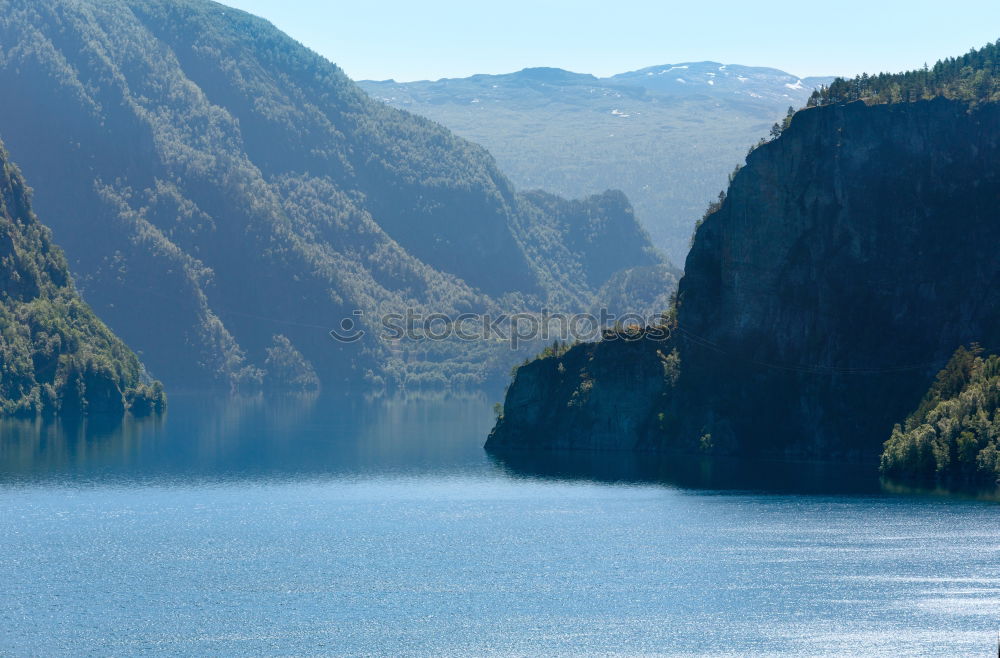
[490,328,674,451]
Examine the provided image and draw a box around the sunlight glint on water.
[0,394,997,657]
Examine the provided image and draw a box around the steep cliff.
[488,97,1000,461]
[0,139,165,416]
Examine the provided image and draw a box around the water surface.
[1,394,998,656]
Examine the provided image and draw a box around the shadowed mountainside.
[0,0,672,393]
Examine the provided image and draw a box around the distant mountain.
[0,138,164,416]
[608,62,832,103]
[360,63,835,263]
[0,0,671,392]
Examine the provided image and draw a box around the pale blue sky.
[220,0,1000,82]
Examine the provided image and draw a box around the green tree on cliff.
[810,40,1000,106]
[881,346,1000,485]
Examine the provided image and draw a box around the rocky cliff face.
[489,329,674,451]
[488,98,1000,461]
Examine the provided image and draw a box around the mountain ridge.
[363,61,830,92]
[360,62,834,263]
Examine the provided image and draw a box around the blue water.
[1,394,998,656]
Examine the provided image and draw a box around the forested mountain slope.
[0,139,164,416]
[361,63,833,263]
[488,42,1000,467]
[0,0,668,392]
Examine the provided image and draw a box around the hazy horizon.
[219,0,1000,83]
[353,60,833,84]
